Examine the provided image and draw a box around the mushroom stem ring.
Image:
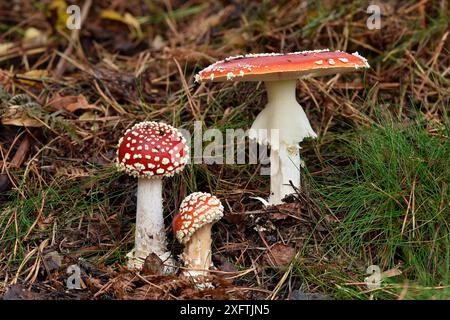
[250,80,317,204]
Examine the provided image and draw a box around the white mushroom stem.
[181,224,213,277]
[269,145,301,205]
[127,178,174,272]
[250,80,317,205]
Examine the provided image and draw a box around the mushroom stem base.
[269,144,300,205]
[127,178,174,273]
[181,224,212,277]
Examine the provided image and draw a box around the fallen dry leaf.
[55,165,90,179]
[78,111,98,121]
[263,243,297,267]
[43,251,63,272]
[3,285,39,300]
[100,10,142,38]
[141,253,164,276]
[185,5,236,40]
[17,69,48,86]
[1,106,43,127]
[214,255,238,273]
[48,94,99,113]
[49,0,70,31]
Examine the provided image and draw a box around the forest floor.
[0,0,448,300]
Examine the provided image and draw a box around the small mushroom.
[116,121,189,271]
[172,192,224,277]
[196,50,370,205]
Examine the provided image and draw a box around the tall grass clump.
[314,113,449,292]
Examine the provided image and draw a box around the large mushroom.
[116,121,189,271]
[196,50,370,204]
[172,192,224,277]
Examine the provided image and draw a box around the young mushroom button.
[116,121,189,271]
[196,50,370,205]
[173,192,224,278]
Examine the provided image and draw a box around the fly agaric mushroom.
[116,121,189,271]
[196,50,370,204]
[172,192,224,277]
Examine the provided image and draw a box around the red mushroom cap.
[116,121,189,178]
[173,192,224,244]
[195,49,369,82]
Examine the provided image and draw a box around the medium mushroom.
[116,121,189,271]
[196,50,370,204]
[172,192,224,277]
